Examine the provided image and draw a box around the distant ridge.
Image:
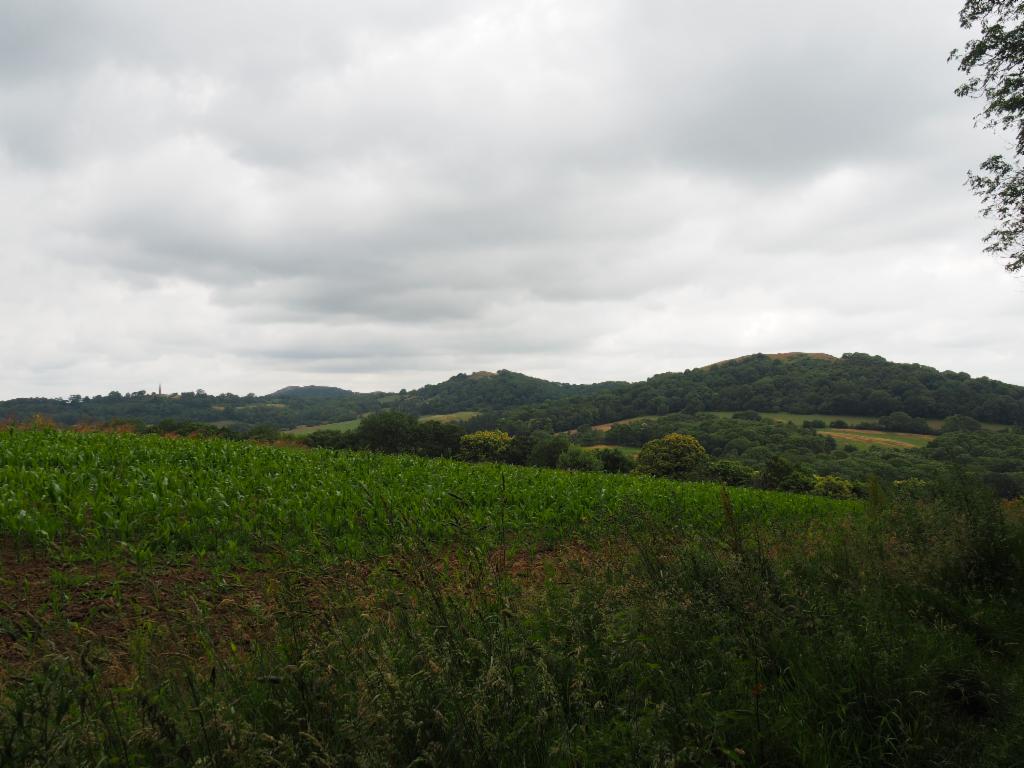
[269,385,355,399]
[701,352,838,370]
[2,352,1022,430]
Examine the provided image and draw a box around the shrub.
[731,410,761,421]
[708,459,759,486]
[459,430,513,462]
[555,446,603,472]
[634,433,709,480]
[812,474,855,499]
[596,448,635,474]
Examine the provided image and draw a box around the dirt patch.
[0,547,378,686]
[0,539,620,686]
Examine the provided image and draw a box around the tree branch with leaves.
[952,0,1024,272]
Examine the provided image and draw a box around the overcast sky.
[2,0,1022,399]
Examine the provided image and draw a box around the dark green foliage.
[877,411,935,434]
[555,445,602,472]
[595,447,635,474]
[708,458,760,486]
[943,413,986,432]
[760,455,815,492]
[483,353,1024,429]
[634,433,709,480]
[6,353,1024,437]
[350,411,421,453]
[526,433,571,468]
[731,409,762,420]
[393,369,625,415]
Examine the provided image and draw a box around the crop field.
[821,428,937,450]
[2,427,1023,765]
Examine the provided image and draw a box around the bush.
[812,474,855,499]
[596,448,635,474]
[352,411,421,453]
[760,455,814,492]
[731,410,761,421]
[708,459,759,486]
[527,433,571,468]
[942,414,984,433]
[634,433,709,480]
[556,446,603,472]
[459,430,513,462]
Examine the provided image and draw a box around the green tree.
[459,430,513,462]
[556,445,603,472]
[353,411,420,454]
[634,433,709,480]
[596,447,635,474]
[812,475,856,499]
[527,433,571,468]
[953,0,1024,271]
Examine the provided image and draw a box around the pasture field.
[821,428,937,450]
[2,427,1023,766]
[285,418,362,435]
[419,411,481,423]
[286,411,480,435]
[710,411,1005,433]
[708,411,881,427]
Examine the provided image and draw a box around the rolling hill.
[2,352,1022,431]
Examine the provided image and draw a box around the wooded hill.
[3,352,1023,431]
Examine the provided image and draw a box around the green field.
[707,411,882,427]
[286,411,480,436]
[710,411,1005,433]
[419,411,481,423]
[2,427,1023,765]
[285,418,362,435]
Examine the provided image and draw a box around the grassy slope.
[419,411,481,423]
[285,418,362,435]
[821,428,937,450]
[2,428,1023,766]
[288,411,481,435]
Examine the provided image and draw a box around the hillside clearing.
[820,428,937,450]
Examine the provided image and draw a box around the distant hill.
[2,352,1021,431]
[476,353,1024,432]
[392,369,628,415]
[269,385,356,400]
[700,351,839,369]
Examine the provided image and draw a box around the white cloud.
[1,0,1022,399]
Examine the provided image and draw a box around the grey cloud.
[2,0,1024,400]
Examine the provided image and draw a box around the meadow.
[2,426,1023,766]
[288,412,481,436]
[819,428,937,450]
[284,418,362,435]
